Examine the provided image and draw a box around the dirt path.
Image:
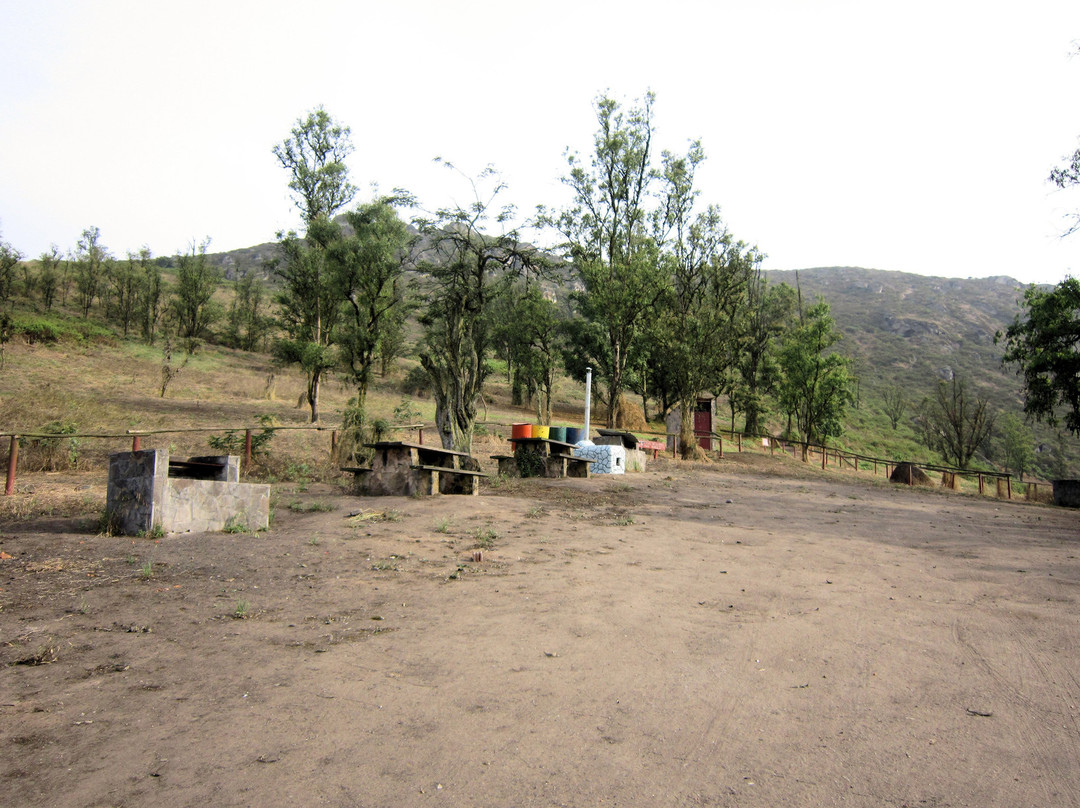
[2,464,1079,807]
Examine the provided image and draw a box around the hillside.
[764,267,1076,476]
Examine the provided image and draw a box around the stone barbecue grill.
[106,449,270,535]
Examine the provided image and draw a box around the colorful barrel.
[511,423,532,440]
[532,425,550,440]
[549,426,567,443]
[565,427,585,444]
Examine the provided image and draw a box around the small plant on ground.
[223,517,247,534]
[434,517,453,533]
[371,558,397,571]
[289,500,336,513]
[139,561,154,579]
[232,599,250,619]
[472,526,497,549]
[525,505,545,518]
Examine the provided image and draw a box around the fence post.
[331,430,337,456]
[737,433,742,453]
[5,436,18,496]
[978,473,984,495]
[1006,476,1012,500]
[717,434,723,459]
[244,429,252,471]
[418,427,424,445]
[821,446,826,470]
[132,435,141,452]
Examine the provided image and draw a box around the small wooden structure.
[492,437,593,478]
[346,441,487,496]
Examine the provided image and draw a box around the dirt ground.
[1,456,1079,808]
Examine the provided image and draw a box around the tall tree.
[998,277,1080,436]
[110,254,140,337]
[552,92,668,426]
[135,248,163,344]
[417,163,542,452]
[75,226,107,317]
[272,107,357,422]
[171,239,221,353]
[777,298,855,458]
[734,276,795,437]
[916,375,996,469]
[330,199,412,412]
[37,245,61,311]
[997,412,1035,481]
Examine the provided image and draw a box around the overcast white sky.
[2,0,1079,285]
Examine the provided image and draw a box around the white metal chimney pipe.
[584,367,592,440]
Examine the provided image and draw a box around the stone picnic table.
[491,437,593,479]
[345,441,487,496]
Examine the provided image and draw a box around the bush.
[208,414,277,456]
[400,366,430,397]
[21,420,80,471]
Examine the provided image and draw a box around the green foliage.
[171,239,222,353]
[330,200,412,410]
[74,226,107,318]
[273,106,356,225]
[208,414,277,456]
[996,412,1035,481]
[777,299,855,452]
[999,277,1080,436]
[400,365,430,397]
[0,237,23,308]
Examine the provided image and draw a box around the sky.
[2,0,1079,285]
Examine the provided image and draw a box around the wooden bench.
[552,453,594,478]
[411,465,488,496]
[341,466,373,475]
[637,440,665,459]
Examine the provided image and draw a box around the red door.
[694,402,712,450]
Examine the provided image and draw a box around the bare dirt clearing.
[2,463,1079,807]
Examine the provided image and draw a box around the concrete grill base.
[106,449,270,535]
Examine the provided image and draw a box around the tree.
[330,199,412,412]
[777,298,855,458]
[74,226,107,317]
[134,248,163,344]
[171,239,221,353]
[110,254,140,337]
[224,272,273,352]
[273,222,341,422]
[1049,44,1080,237]
[499,283,563,424]
[417,163,542,453]
[882,384,908,430]
[552,92,669,427]
[273,106,357,223]
[997,412,1035,481]
[916,375,996,469]
[734,276,795,437]
[37,245,61,311]
[998,277,1080,436]
[272,107,357,422]
[0,236,22,310]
